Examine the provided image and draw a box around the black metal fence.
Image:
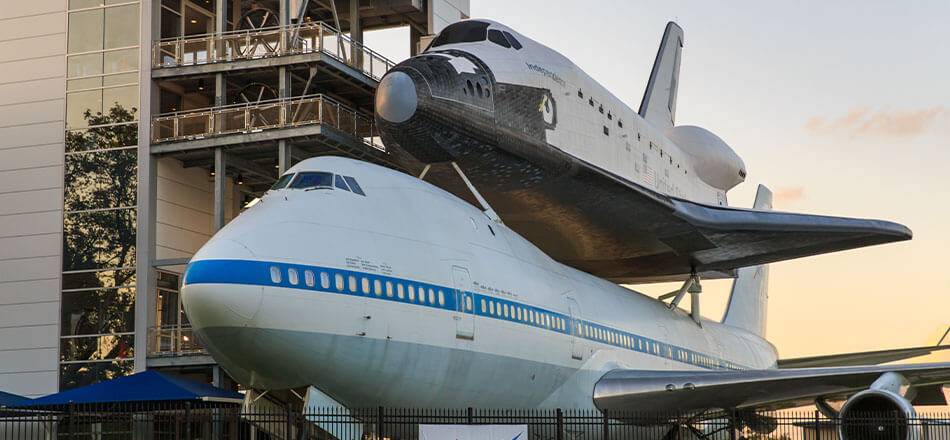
[1,404,948,440]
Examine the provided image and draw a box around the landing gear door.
[452,266,475,340]
[564,295,584,361]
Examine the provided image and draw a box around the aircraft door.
[564,295,585,360]
[452,266,475,340]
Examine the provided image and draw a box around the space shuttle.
[374,20,911,283]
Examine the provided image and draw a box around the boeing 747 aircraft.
[182,157,949,439]
[374,20,911,282]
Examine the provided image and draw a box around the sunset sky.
[367,0,949,365]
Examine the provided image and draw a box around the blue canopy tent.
[0,390,31,408]
[17,370,243,409]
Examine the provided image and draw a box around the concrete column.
[349,0,362,66]
[214,148,227,231]
[215,0,227,107]
[134,0,161,374]
[278,142,293,174]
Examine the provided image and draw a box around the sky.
[367,1,950,365]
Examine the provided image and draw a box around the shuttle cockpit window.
[290,172,334,190]
[430,21,489,48]
[502,31,522,49]
[270,173,294,190]
[487,30,511,48]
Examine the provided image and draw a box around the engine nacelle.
[838,373,920,440]
[666,125,746,191]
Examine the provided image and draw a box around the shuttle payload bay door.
[452,266,475,340]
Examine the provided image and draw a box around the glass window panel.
[102,85,139,117]
[67,77,104,92]
[161,0,181,9]
[66,89,103,129]
[67,53,104,78]
[60,334,135,364]
[104,48,139,74]
[61,287,135,336]
[70,0,103,8]
[66,122,138,153]
[157,271,180,290]
[63,208,137,271]
[103,72,138,87]
[65,148,138,212]
[59,359,133,391]
[68,9,104,53]
[161,7,182,39]
[104,5,140,49]
[63,269,136,290]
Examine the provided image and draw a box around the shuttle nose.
[375,71,417,123]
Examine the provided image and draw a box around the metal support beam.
[278,141,294,174]
[214,148,227,230]
[451,162,501,223]
[349,0,363,66]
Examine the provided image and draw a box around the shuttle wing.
[547,161,912,283]
[593,363,950,413]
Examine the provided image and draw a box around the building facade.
[0,0,468,397]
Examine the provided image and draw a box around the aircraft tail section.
[639,22,684,131]
[721,185,772,337]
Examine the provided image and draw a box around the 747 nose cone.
[375,71,417,123]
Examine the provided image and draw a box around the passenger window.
[320,272,330,289]
[374,279,382,296]
[342,176,365,196]
[428,288,435,304]
[304,270,315,287]
[465,296,473,311]
[481,299,487,313]
[287,268,299,285]
[362,278,371,294]
[385,281,393,297]
[487,29,511,48]
[334,174,351,191]
[418,287,426,304]
[335,274,344,291]
[409,285,416,301]
[397,283,404,299]
[503,304,509,318]
[348,275,357,292]
[290,171,334,190]
[489,301,495,315]
[438,290,445,306]
[270,173,294,190]
[269,266,282,283]
[502,31,522,49]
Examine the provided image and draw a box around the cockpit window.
[333,174,351,191]
[487,29,511,48]
[430,21,489,48]
[270,173,294,190]
[502,31,522,50]
[342,176,365,196]
[290,172,333,189]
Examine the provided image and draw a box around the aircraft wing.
[593,363,950,413]
[778,345,950,369]
[552,162,912,283]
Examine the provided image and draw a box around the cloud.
[805,106,948,137]
[773,186,805,205]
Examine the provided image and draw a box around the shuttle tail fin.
[721,185,772,337]
[638,22,684,131]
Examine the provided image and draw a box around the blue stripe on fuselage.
[184,259,746,371]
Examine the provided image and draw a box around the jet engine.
[838,372,920,440]
[666,125,746,191]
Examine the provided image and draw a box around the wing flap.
[594,363,950,413]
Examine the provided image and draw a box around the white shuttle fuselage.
[182,157,776,410]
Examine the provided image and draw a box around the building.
[0,0,468,397]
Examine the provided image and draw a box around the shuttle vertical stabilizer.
[638,22,684,130]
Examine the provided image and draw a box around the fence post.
[729,411,737,440]
[64,402,74,439]
[814,410,821,440]
[377,406,385,440]
[184,402,192,440]
[601,409,609,440]
[467,407,474,425]
[286,403,294,440]
[555,409,563,440]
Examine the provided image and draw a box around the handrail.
[151,93,384,151]
[152,21,395,81]
[147,325,207,357]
